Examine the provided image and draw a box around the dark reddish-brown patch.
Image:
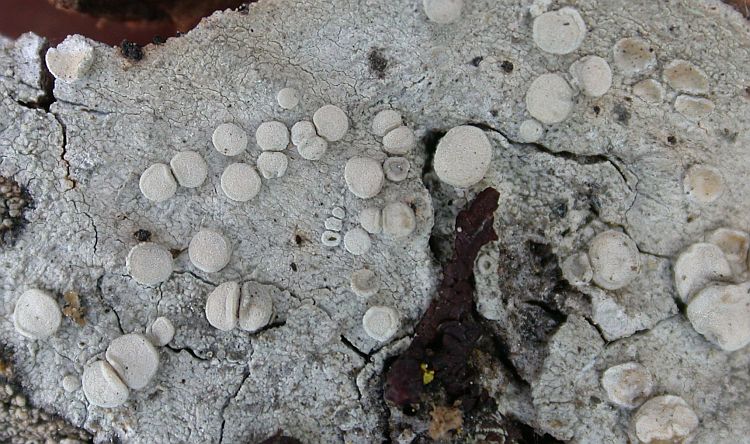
[385,187,500,408]
[0,0,246,45]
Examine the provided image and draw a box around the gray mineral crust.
[1,0,749,442]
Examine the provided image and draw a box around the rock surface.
[0,0,749,443]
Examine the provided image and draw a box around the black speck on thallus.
[470,56,484,67]
[613,103,631,125]
[120,40,144,61]
[368,47,388,79]
[152,36,165,45]
[134,229,151,242]
[500,60,514,73]
[667,135,677,145]
[552,201,568,218]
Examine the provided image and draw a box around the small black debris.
[368,47,388,79]
[470,56,484,67]
[120,40,144,61]
[134,229,151,242]
[500,60,514,73]
[612,103,631,125]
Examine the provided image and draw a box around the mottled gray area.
[0,0,749,442]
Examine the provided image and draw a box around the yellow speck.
[420,363,435,385]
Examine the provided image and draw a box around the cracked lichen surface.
[1,0,749,442]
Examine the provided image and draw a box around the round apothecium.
[313,104,349,142]
[344,157,384,199]
[297,136,328,161]
[276,87,299,109]
[344,228,372,256]
[673,242,731,302]
[139,163,177,202]
[324,216,343,232]
[45,35,94,83]
[362,306,400,342]
[382,126,416,155]
[683,164,723,204]
[587,230,641,290]
[569,55,612,97]
[532,7,587,55]
[600,362,653,408]
[633,395,698,443]
[256,152,288,179]
[422,0,464,24]
[256,121,290,151]
[331,206,345,220]
[382,202,416,238]
[383,157,410,182]
[145,316,175,347]
[238,291,274,333]
[126,242,173,286]
[291,121,316,146]
[351,269,379,298]
[525,73,575,124]
[105,333,160,390]
[371,109,403,137]
[613,37,656,76]
[13,289,62,340]
[433,125,492,188]
[205,281,241,331]
[359,207,382,234]
[82,360,129,408]
[212,123,248,156]
[519,119,543,143]
[321,230,342,247]
[221,163,262,202]
[687,282,750,351]
[189,229,232,273]
[170,151,207,188]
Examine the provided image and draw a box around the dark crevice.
[339,335,371,362]
[581,315,609,345]
[50,112,77,190]
[420,128,450,264]
[256,431,303,444]
[173,269,218,287]
[476,318,527,386]
[218,369,251,444]
[467,122,634,193]
[95,274,125,334]
[523,300,567,324]
[165,344,209,361]
[250,320,286,335]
